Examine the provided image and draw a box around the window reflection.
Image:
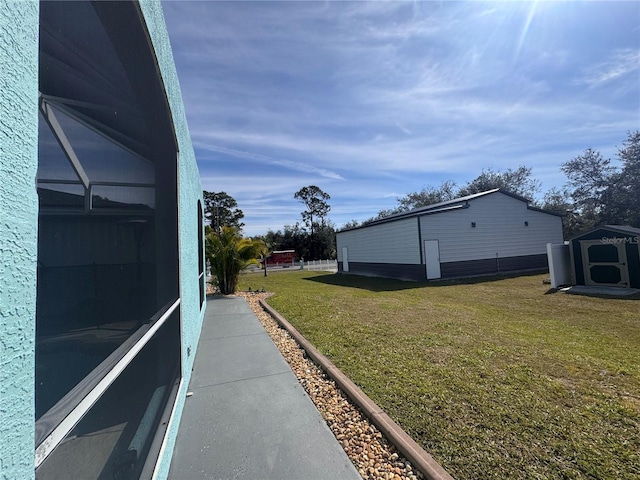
[36,2,181,476]
[36,312,180,480]
[36,214,157,419]
[46,104,154,185]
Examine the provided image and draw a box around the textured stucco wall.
[0,2,39,480]
[138,2,205,478]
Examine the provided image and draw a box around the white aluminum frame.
[34,298,181,468]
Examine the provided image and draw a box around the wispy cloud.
[163,1,640,235]
[579,48,640,88]
[199,144,344,180]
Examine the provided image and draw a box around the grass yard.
[238,271,640,480]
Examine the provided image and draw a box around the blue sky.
[162,1,640,236]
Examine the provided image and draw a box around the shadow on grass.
[303,273,426,292]
[304,270,546,292]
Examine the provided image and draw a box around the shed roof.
[570,225,640,240]
[341,189,561,232]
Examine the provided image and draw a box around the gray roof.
[342,188,560,232]
[571,224,640,239]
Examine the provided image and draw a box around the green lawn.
[238,271,640,480]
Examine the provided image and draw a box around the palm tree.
[206,226,265,294]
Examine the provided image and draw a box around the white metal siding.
[337,218,420,264]
[420,193,563,263]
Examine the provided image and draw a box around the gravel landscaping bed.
[236,292,424,480]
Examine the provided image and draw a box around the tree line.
[204,131,638,293]
[346,131,639,239]
[202,185,335,261]
[553,130,639,236]
[259,185,336,261]
[203,185,335,294]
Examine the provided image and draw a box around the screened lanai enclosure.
[35,2,181,478]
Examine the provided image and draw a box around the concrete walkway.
[168,296,360,480]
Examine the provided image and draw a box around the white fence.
[302,259,338,272]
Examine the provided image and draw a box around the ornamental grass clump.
[206,226,264,294]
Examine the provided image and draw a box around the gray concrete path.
[168,296,360,480]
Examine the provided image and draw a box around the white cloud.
[198,144,344,180]
[579,48,640,89]
[164,1,640,236]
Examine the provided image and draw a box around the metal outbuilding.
[569,225,640,289]
[336,189,564,281]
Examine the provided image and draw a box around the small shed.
[337,189,564,281]
[569,225,640,289]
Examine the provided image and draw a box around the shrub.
[206,226,264,294]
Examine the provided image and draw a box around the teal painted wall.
[0,2,39,480]
[138,2,205,478]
